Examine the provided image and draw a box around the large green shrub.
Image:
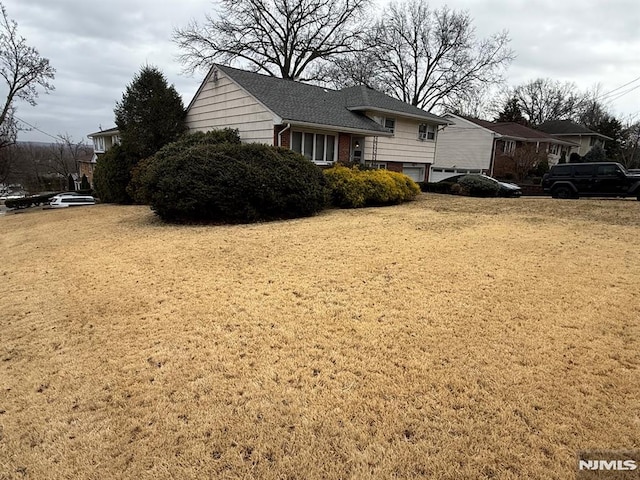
[323,165,420,208]
[93,145,136,204]
[457,175,500,197]
[141,142,326,223]
[128,129,242,204]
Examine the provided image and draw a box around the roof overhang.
[281,119,394,137]
[87,127,119,138]
[550,132,613,141]
[348,106,450,125]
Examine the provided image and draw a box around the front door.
[351,137,364,164]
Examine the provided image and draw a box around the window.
[549,144,560,155]
[93,137,105,151]
[366,162,387,169]
[384,117,396,133]
[113,135,121,145]
[597,165,620,176]
[552,165,571,176]
[290,131,336,164]
[418,124,436,140]
[503,140,516,154]
[574,165,594,177]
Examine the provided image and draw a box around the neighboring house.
[76,150,96,188]
[537,120,612,157]
[435,115,578,180]
[185,64,449,182]
[432,113,498,182]
[86,127,120,186]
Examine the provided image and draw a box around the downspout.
[277,123,291,147]
[489,134,498,177]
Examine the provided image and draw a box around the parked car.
[541,162,640,199]
[438,174,522,197]
[49,193,96,208]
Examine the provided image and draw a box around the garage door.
[430,167,482,182]
[402,167,425,182]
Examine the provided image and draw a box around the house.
[86,127,120,186]
[434,115,578,180]
[431,113,498,182]
[87,127,120,155]
[76,150,96,188]
[537,120,612,157]
[184,64,449,182]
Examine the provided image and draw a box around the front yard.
[1,195,638,479]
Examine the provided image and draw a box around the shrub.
[80,174,91,190]
[422,181,455,194]
[323,165,419,208]
[457,175,500,197]
[128,129,242,205]
[583,143,606,163]
[534,157,550,176]
[569,152,582,163]
[5,193,58,209]
[558,151,567,164]
[141,142,326,223]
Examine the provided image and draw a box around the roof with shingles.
[537,119,612,140]
[214,65,448,134]
[462,117,579,145]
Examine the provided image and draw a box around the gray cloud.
[3,0,639,143]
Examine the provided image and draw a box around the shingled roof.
[213,65,447,134]
[537,120,612,140]
[463,118,578,145]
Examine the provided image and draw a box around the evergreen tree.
[558,151,567,164]
[93,144,136,204]
[115,66,186,160]
[80,174,90,190]
[582,143,607,163]
[495,97,528,125]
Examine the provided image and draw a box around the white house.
[185,65,449,182]
[432,113,498,182]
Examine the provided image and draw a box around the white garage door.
[402,166,425,182]
[430,167,482,183]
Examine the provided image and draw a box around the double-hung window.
[291,131,336,164]
[418,124,436,140]
[384,117,396,134]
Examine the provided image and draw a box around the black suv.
[542,162,640,199]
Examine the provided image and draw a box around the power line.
[598,75,640,101]
[14,115,60,141]
[604,83,640,104]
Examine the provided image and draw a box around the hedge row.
[5,193,58,209]
[128,130,422,223]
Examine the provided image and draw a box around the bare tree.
[620,120,640,169]
[0,3,55,155]
[173,0,370,81]
[504,79,583,127]
[508,143,548,181]
[331,1,513,110]
[48,134,91,179]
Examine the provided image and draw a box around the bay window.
[291,131,337,164]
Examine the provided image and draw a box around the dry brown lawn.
[1,195,639,479]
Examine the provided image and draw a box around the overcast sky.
[4,0,640,144]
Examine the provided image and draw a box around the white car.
[49,193,96,208]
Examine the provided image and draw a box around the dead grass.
[1,194,639,479]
